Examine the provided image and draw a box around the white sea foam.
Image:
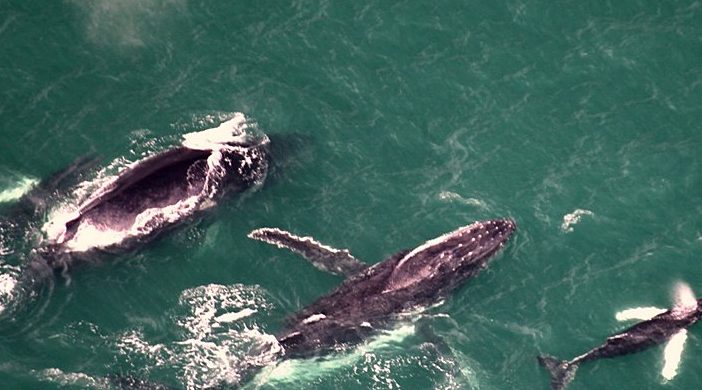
[561,209,593,232]
[116,284,278,389]
[672,282,697,318]
[0,176,38,203]
[437,191,487,208]
[251,324,417,386]
[0,269,19,314]
[181,113,250,150]
[36,368,109,389]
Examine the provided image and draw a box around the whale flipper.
[615,306,666,322]
[248,227,366,277]
[662,329,688,380]
[537,355,578,390]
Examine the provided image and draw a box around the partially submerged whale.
[248,218,516,357]
[40,114,269,267]
[538,282,702,390]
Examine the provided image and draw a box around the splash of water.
[0,176,38,203]
[561,209,594,232]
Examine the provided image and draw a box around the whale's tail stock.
[537,355,578,390]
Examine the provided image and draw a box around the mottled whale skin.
[40,116,269,268]
[249,218,516,358]
[538,293,702,390]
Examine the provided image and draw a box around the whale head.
[384,219,516,294]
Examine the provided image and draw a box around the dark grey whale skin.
[36,139,269,270]
[263,219,517,358]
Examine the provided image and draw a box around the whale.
[538,282,702,390]
[248,218,516,358]
[104,219,515,388]
[38,114,269,269]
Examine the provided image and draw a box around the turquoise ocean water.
[1,1,701,388]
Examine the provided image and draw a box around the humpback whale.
[248,218,516,358]
[40,114,269,267]
[538,282,702,390]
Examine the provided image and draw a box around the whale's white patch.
[395,222,482,269]
[215,308,257,324]
[615,306,666,322]
[561,209,593,232]
[302,313,326,324]
[662,329,687,380]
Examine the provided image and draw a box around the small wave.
[561,209,594,232]
[0,176,38,203]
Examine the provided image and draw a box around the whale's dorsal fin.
[662,329,688,381]
[248,227,367,277]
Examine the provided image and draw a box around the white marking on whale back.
[672,282,697,319]
[615,306,666,322]
[662,329,687,381]
[561,209,593,232]
[302,313,327,324]
[394,221,482,270]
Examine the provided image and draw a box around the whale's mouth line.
[42,115,270,254]
[48,151,212,252]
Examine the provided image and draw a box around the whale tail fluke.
[537,355,578,390]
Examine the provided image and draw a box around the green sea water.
[1,0,701,388]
